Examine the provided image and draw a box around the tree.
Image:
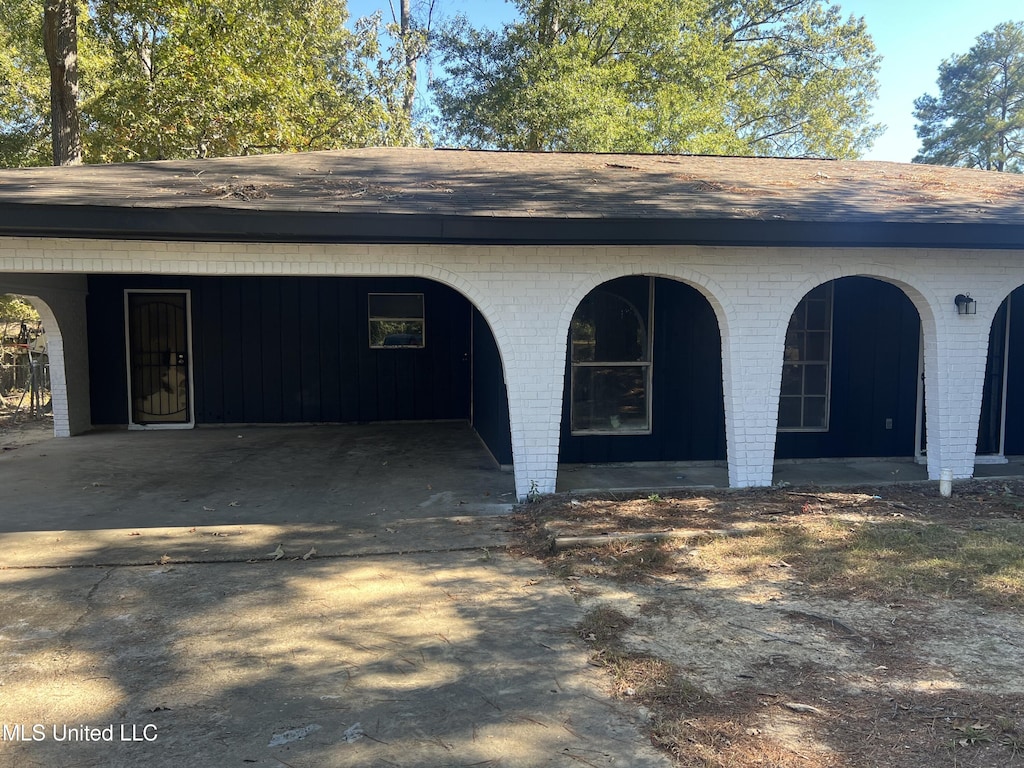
[43,0,83,165]
[913,21,1024,172]
[431,0,882,157]
[0,295,40,323]
[0,1,426,167]
[0,0,57,166]
[85,0,416,162]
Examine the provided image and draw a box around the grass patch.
[554,539,675,582]
[693,518,1024,607]
[578,606,830,768]
[526,484,1024,768]
[576,606,709,727]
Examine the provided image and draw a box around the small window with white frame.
[778,283,833,431]
[368,293,424,348]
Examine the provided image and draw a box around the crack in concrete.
[64,568,114,640]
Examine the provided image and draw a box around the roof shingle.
[3,147,1024,225]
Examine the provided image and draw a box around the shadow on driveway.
[0,422,516,568]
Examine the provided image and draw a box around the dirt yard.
[0,403,51,451]
[513,480,1024,768]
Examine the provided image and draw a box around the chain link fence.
[1,319,51,420]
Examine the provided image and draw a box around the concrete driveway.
[0,422,670,767]
[0,552,671,768]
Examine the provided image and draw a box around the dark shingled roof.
[2,147,1024,248]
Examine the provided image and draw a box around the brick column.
[720,320,783,487]
[923,313,990,480]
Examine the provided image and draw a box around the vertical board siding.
[259,280,284,422]
[87,275,484,426]
[558,277,727,463]
[316,279,342,424]
[279,279,304,422]
[219,280,244,422]
[239,279,264,422]
[86,282,130,424]
[775,277,920,459]
[977,298,1009,455]
[337,281,360,423]
[471,307,513,465]
[1005,287,1024,456]
[298,280,322,422]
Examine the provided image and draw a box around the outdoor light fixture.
[954,294,977,315]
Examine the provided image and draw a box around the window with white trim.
[570,279,652,434]
[779,283,833,430]
[368,293,424,348]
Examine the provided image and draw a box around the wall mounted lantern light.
[954,293,977,315]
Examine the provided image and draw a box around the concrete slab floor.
[0,422,517,566]
[0,552,671,768]
[557,457,1024,494]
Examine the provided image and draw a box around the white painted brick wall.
[0,273,91,437]
[3,238,1024,500]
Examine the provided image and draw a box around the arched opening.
[775,277,921,461]
[0,291,68,440]
[0,294,50,433]
[978,286,1024,462]
[84,273,513,483]
[558,276,726,488]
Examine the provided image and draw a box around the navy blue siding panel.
[776,277,920,459]
[337,281,360,422]
[219,280,244,422]
[1004,288,1024,455]
[239,280,264,422]
[195,282,225,421]
[317,280,342,423]
[298,280,322,422]
[978,298,1009,455]
[279,280,304,422]
[259,280,284,422]
[559,277,727,463]
[471,308,513,465]
[87,275,473,426]
[86,280,129,424]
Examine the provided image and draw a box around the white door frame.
[123,289,196,430]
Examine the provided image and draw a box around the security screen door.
[125,291,193,426]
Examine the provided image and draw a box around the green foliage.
[432,0,882,157]
[0,0,52,166]
[0,295,41,322]
[0,1,424,167]
[913,21,1024,172]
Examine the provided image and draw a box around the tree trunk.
[43,0,82,166]
[537,0,559,46]
[400,0,416,121]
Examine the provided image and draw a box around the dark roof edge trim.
[0,203,1022,250]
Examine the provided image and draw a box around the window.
[779,283,833,430]
[570,279,652,434]
[368,293,424,348]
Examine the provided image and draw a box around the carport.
[0,421,515,567]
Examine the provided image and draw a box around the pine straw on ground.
[512,479,1024,768]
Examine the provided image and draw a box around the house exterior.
[2,147,1023,501]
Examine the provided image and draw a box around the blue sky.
[348,0,1023,162]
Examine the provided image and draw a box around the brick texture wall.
[2,238,1021,500]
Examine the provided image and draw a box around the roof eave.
[0,203,1022,250]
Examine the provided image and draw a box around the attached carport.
[0,422,514,566]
